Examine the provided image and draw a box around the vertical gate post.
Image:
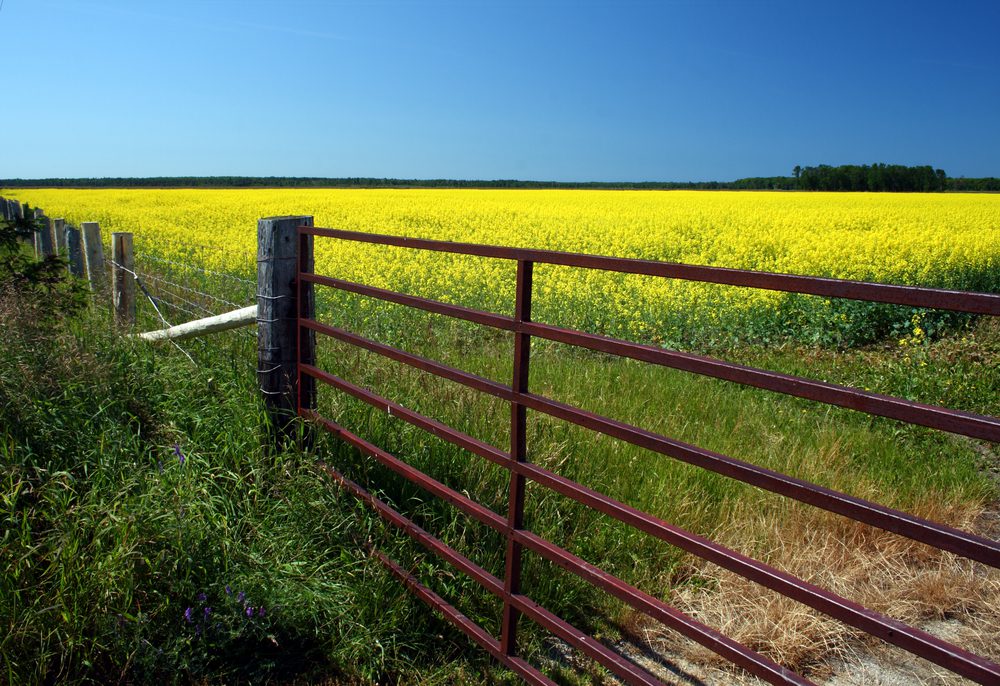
[257,215,315,451]
[111,232,136,327]
[501,259,533,658]
[81,222,105,292]
[297,225,317,431]
[66,226,85,277]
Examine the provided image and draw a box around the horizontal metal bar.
[512,529,813,686]
[302,272,516,330]
[513,460,1000,685]
[518,391,1000,568]
[323,460,668,686]
[310,409,809,685]
[371,548,558,686]
[303,363,510,466]
[301,367,1000,684]
[301,277,999,442]
[300,325,1000,568]
[303,407,507,533]
[302,319,514,400]
[320,461,504,596]
[508,592,666,686]
[521,321,1000,443]
[302,226,1000,315]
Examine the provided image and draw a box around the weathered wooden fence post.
[66,226,85,277]
[257,215,315,450]
[111,232,136,326]
[34,210,54,258]
[33,211,41,258]
[81,221,105,291]
[53,218,66,254]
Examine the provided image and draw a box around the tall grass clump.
[0,232,513,684]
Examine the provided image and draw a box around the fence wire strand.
[137,253,256,287]
[105,256,197,364]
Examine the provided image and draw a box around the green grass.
[309,291,997,678]
[2,266,996,685]
[0,290,523,685]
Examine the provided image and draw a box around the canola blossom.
[6,188,999,346]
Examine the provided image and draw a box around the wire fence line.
[104,246,259,369]
[135,252,256,288]
[135,275,235,317]
[133,270,244,310]
[104,255,199,363]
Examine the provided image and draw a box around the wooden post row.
[65,227,85,277]
[257,215,315,451]
[81,222,105,291]
[111,232,135,327]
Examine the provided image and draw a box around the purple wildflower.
[197,592,207,603]
[183,607,193,623]
[257,606,265,618]
[237,590,245,603]
[225,585,232,596]
[173,443,185,465]
[246,606,254,618]
[204,606,212,618]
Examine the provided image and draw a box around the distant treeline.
[738,165,999,192]
[3,166,998,191]
[0,176,730,190]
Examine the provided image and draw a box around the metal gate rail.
[297,226,1000,685]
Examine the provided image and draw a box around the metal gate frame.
[295,225,1000,685]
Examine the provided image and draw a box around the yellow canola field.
[6,188,999,345]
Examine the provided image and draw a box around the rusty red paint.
[300,273,999,442]
[501,260,533,657]
[301,226,1000,315]
[297,225,1000,685]
[314,409,815,684]
[312,413,813,685]
[300,365,1000,684]
[298,325,1000,568]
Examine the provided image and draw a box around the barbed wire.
[135,240,252,258]
[104,256,196,364]
[142,281,257,368]
[133,269,246,311]
[137,254,256,286]
[148,285,221,319]
[153,297,203,321]
[104,252,260,373]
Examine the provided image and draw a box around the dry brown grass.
[636,497,1000,684]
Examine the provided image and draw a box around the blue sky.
[1,0,998,181]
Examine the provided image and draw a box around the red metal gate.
[296,225,1000,685]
